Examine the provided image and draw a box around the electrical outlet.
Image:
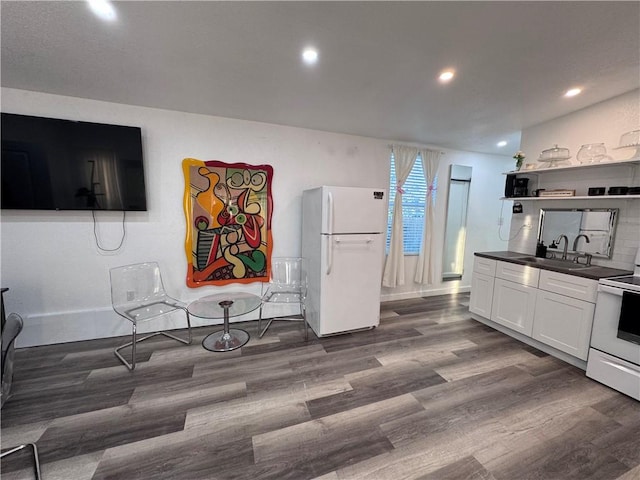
[523,223,533,229]
[498,217,504,226]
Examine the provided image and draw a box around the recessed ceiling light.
[497,141,507,147]
[439,70,455,83]
[564,87,582,97]
[87,0,117,21]
[302,48,319,65]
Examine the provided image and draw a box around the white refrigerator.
[302,186,387,337]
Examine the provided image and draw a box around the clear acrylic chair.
[110,262,192,370]
[1,313,42,480]
[257,257,308,340]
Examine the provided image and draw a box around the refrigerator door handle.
[326,235,333,275]
[335,236,372,244]
[328,235,374,274]
[327,191,334,235]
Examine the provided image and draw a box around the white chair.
[110,262,192,370]
[257,257,308,340]
[1,313,42,480]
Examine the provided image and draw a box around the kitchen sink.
[515,256,596,270]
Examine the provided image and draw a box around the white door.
[532,290,595,360]
[491,278,537,336]
[317,233,383,336]
[321,186,387,234]
[470,272,495,318]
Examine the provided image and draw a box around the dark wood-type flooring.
[2,293,639,479]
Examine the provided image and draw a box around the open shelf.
[501,195,640,201]
[502,157,640,175]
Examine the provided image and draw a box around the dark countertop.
[475,251,633,280]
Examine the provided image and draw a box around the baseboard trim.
[15,307,261,348]
[381,285,470,302]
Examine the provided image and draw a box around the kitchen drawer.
[587,349,640,401]
[538,269,598,303]
[473,256,496,277]
[495,261,539,287]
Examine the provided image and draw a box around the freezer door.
[321,186,387,234]
[316,233,384,336]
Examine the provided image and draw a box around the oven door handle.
[598,284,625,296]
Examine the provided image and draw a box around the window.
[386,153,436,254]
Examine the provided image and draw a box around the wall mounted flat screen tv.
[1,113,147,211]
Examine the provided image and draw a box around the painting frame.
[182,158,273,287]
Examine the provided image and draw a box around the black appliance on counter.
[505,175,530,198]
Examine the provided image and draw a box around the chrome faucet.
[572,234,590,251]
[573,234,592,265]
[555,234,569,260]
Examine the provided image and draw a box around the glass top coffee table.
[188,292,262,352]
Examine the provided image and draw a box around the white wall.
[518,90,639,165]
[1,88,511,346]
[508,90,640,270]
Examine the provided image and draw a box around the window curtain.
[415,148,442,285]
[382,145,418,288]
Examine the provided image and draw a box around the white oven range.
[586,249,640,401]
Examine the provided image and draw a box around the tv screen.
[1,113,147,211]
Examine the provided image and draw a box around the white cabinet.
[470,258,496,318]
[470,272,495,318]
[532,290,595,360]
[489,259,538,336]
[538,269,598,303]
[491,277,537,336]
[473,256,497,277]
[470,255,600,366]
[533,270,597,360]
[495,261,539,287]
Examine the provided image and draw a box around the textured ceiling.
[2,1,639,155]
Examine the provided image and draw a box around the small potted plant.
[513,151,525,171]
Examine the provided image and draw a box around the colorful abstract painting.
[182,158,273,287]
